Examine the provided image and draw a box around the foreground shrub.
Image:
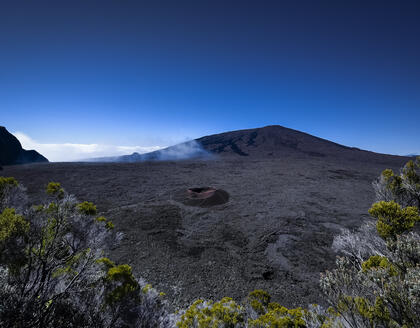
[0,176,26,212]
[372,157,420,208]
[368,201,419,240]
[176,291,334,328]
[247,302,306,328]
[177,297,245,328]
[0,179,172,327]
[323,158,420,328]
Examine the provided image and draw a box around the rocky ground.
[2,153,408,309]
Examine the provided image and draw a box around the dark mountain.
[197,125,351,157]
[195,125,402,161]
[0,127,48,165]
[108,125,406,163]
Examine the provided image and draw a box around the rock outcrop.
[0,127,48,165]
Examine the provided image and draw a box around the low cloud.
[14,132,163,162]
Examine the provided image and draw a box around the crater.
[188,187,215,197]
[174,186,230,207]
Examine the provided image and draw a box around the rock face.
[0,127,48,165]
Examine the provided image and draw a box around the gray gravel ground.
[2,153,408,309]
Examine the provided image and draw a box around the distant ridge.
[95,125,409,163]
[0,126,48,165]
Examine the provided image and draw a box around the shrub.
[368,201,419,240]
[0,176,26,212]
[361,255,398,276]
[77,201,98,215]
[331,221,388,262]
[247,302,306,328]
[177,297,245,328]
[0,207,29,242]
[176,291,332,328]
[322,159,420,328]
[373,156,420,208]
[46,181,64,197]
[247,289,271,315]
[0,177,171,327]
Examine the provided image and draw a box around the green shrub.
[0,177,20,210]
[373,156,420,208]
[106,265,139,303]
[46,181,64,197]
[95,216,115,230]
[368,201,419,239]
[361,255,398,276]
[322,159,420,328]
[0,178,173,327]
[0,208,29,243]
[77,201,97,215]
[0,176,18,189]
[247,289,271,315]
[177,297,244,328]
[247,303,306,328]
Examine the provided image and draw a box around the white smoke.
[116,140,212,162]
[153,140,211,161]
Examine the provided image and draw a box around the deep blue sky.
[1,0,419,159]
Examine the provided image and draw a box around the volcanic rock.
[0,126,48,165]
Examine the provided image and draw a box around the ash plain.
[2,153,408,308]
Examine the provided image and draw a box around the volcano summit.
[107,125,401,163]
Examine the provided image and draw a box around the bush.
[177,298,245,328]
[322,159,420,328]
[372,157,420,208]
[0,178,172,327]
[369,201,419,240]
[0,176,27,212]
[176,291,327,328]
[77,201,98,215]
[46,181,64,197]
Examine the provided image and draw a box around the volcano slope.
[2,126,410,309]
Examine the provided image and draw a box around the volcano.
[111,125,402,163]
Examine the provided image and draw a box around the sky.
[1,0,419,161]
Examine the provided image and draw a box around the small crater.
[173,187,230,207]
[189,187,208,193]
[262,270,274,280]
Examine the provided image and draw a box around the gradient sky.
[1,0,419,161]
